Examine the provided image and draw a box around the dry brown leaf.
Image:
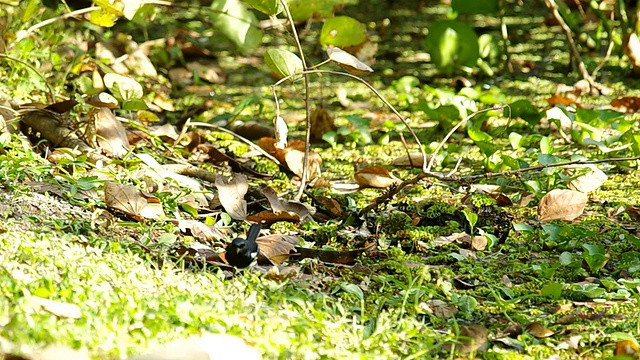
[256,234,300,265]
[538,189,587,222]
[185,61,226,84]
[567,166,607,193]
[229,121,274,140]
[421,299,457,319]
[434,232,470,246]
[392,152,432,168]
[177,220,226,242]
[245,210,301,224]
[354,165,401,188]
[92,107,130,158]
[327,47,374,76]
[104,182,165,221]
[526,322,555,338]
[610,96,640,112]
[214,173,248,220]
[283,141,322,180]
[309,107,336,142]
[262,186,315,222]
[446,324,489,354]
[547,94,577,107]
[124,48,158,78]
[264,265,300,281]
[150,123,179,140]
[315,196,344,218]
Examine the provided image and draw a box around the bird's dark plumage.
[225,223,261,268]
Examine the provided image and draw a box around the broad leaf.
[242,0,282,15]
[320,16,367,47]
[211,0,262,51]
[264,48,303,80]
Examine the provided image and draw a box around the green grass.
[0,220,446,359]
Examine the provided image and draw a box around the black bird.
[225,223,261,269]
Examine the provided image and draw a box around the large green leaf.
[264,48,303,80]
[425,20,479,76]
[320,16,367,47]
[242,0,283,15]
[211,0,263,51]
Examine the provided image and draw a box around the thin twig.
[359,156,640,215]
[279,0,312,201]
[272,69,428,173]
[187,121,281,165]
[543,0,606,93]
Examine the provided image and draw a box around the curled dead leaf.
[526,322,555,338]
[354,165,401,188]
[261,186,315,222]
[327,47,374,76]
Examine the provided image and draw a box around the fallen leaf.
[264,265,300,281]
[245,211,301,224]
[104,182,165,221]
[354,165,401,188]
[547,94,577,107]
[421,299,457,319]
[567,166,607,193]
[538,189,587,222]
[177,220,226,242]
[446,324,489,354]
[91,107,130,158]
[611,96,640,112]
[526,322,555,338]
[261,186,315,222]
[309,107,336,142]
[185,61,226,84]
[392,152,432,168]
[214,173,248,220]
[471,235,487,251]
[315,196,344,218]
[282,141,322,180]
[256,234,300,265]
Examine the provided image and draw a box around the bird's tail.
[245,223,262,242]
